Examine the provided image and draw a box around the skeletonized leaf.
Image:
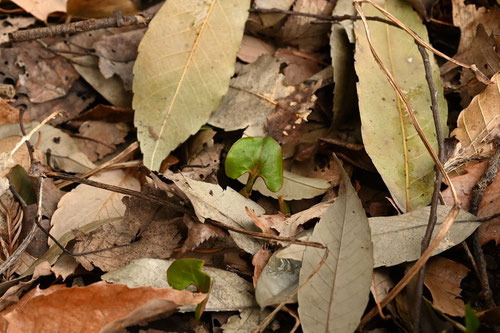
[354,0,448,212]
[239,170,331,200]
[298,156,373,332]
[133,0,250,171]
[371,206,479,267]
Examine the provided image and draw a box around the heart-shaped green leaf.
[167,259,212,323]
[225,137,283,196]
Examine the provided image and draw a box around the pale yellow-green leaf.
[133,0,250,171]
[354,0,448,212]
[238,170,331,200]
[298,156,373,333]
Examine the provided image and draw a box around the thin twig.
[354,3,461,327]
[249,7,397,27]
[251,249,329,333]
[206,219,325,249]
[470,145,500,309]
[8,12,153,43]
[412,43,445,333]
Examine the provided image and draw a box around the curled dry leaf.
[50,170,139,245]
[0,281,205,333]
[275,48,324,85]
[252,247,272,288]
[424,257,470,317]
[447,73,500,171]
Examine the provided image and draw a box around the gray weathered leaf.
[298,156,373,332]
[371,206,479,267]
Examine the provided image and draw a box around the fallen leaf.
[451,0,500,54]
[133,0,250,171]
[102,258,257,312]
[167,172,264,254]
[255,251,301,308]
[253,0,295,28]
[51,255,79,281]
[237,35,275,63]
[280,0,334,52]
[0,100,21,126]
[447,73,500,170]
[252,247,272,288]
[221,309,262,333]
[275,48,323,85]
[266,81,320,145]
[371,206,479,267]
[10,0,66,22]
[0,16,35,44]
[181,143,223,183]
[66,0,138,18]
[181,214,227,252]
[298,155,373,332]
[73,184,181,271]
[74,121,129,162]
[208,55,294,137]
[478,219,500,246]
[0,122,95,173]
[1,281,205,333]
[424,257,470,316]
[49,170,140,245]
[239,170,331,200]
[354,0,448,212]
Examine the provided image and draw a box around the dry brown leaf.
[280,0,334,52]
[50,170,140,245]
[181,143,223,183]
[442,161,500,230]
[181,214,227,252]
[246,207,281,235]
[67,0,138,18]
[252,247,272,288]
[73,184,182,271]
[51,255,79,280]
[447,73,500,171]
[10,0,66,21]
[275,48,324,85]
[266,81,320,145]
[74,121,129,162]
[0,281,204,333]
[237,35,276,63]
[478,219,500,245]
[0,17,35,44]
[0,100,26,126]
[424,257,470,316]
[452,0,500,54]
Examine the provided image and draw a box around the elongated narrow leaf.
[354,0,448,212]
[298,155,373,333]
[133,0,250,170]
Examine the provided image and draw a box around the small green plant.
[225,137,283,197]
[465,304,480,333]
[167,259,212,324]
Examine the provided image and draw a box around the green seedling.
[167,259,212,324]
[465,304,480,333]
[225,137,283,198]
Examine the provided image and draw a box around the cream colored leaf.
[102,258,257,312]
[371,206,479,267]
[447,73,500,171]
[11,0,66,21]
[167,172,264,254]
[0,122,95,173]
[209,55,294,137]
[49,170,140,245]
[354,0,448,212]
[239,170,331,200]
[133,0,250,171]
[298,156,373,333]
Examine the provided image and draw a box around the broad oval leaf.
[354,0,448,212]
[371,206,479,267]
[298,155,373,333]
[225,137,283,192]
[133,0,250,171]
